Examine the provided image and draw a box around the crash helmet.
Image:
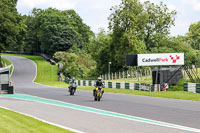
[72,78,75,83]
[98,77,102,81]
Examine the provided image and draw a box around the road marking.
[0,106,84,133]
[1,94,200,133]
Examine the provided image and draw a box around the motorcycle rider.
[68,78,77,92]
[93,77,104,96]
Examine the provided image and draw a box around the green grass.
[3,53,200,101]
[2,53,62,86]
[73,85,200,101]
[2,58,14,73]
[182,68,200,81]
[105,68,200,84]
[0,107,74,133]
[105,75,152,84]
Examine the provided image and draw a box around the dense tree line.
[89,0,200,75]
[0,0,25,66]
[1,0,200,79]
[23,8,93,56]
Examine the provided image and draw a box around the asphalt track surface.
[1,55,200,133]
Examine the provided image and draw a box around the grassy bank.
[75,86,200,101]
[3,53,200,101]
[0,107,74,133]
[2,53,66,87]
[2,58,14,73]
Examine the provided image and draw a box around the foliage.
[186,21,200,50]
[150,36,200,66]
[53,51,97,79]
[143,1,176,49]
[108,0,146,70]
[167,80,186,91]
[0,0,26,52]
[23,8,93,56]
[89,29,112,74]
[106,0,176,73]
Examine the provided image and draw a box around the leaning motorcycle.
[94,87,103,101]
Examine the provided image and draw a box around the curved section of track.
[2,55,200,132]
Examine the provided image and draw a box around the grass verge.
[75,86,200,101]
[2,58,14,73]
[3,53,200,101]
[2,53,61,86]
[0,107,74,133]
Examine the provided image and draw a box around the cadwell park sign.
[137,53,184,66]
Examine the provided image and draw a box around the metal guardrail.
[71,80,159,92]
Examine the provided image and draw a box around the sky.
[16,0,200,36]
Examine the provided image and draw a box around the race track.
[1,55,200,133]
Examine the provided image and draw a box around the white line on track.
[0,106,85,133]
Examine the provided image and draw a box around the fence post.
[112,73,113,80]
[136,70,138,81]
[145,69,147,80]
[131,70,133,79]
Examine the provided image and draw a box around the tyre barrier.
[74,80,156,92]
[183,83,200,93]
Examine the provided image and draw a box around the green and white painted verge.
[74,80,156,92]
[183,83,200,93]
[0,94,200,133]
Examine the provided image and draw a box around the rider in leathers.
[68,78,77,92]
[93,77,104,96]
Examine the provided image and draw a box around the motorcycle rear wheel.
[70,89,74,95]
[94,97,97,101]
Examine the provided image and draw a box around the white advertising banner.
[138,53,184,66]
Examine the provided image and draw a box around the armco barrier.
[130,83,135,90]
[188,83,196,93]
[116,83,120,89]
[196,83,200,93]
[183,83,200,93]
[125,83,130,89]
[108,82,112,88]
[74,80,155,92]
[183,82,188,91]
[89,81,92,86]
[83,80,86,86]
[135,83,140,90]
[121,82,125,89]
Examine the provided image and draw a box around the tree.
[108,0,146,71]
[23,8,93,56]
[107,0,177,72]
[150,36,200,66]
[53,52,97,79]
[89,29,112,74]
[143,1,176,49]
[0,0,25,66]
[186,21,200,50]
[64,10,94,51]
[23,9,43,54]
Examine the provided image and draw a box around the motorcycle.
[94,87,103,101]
[68,83,77,96]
